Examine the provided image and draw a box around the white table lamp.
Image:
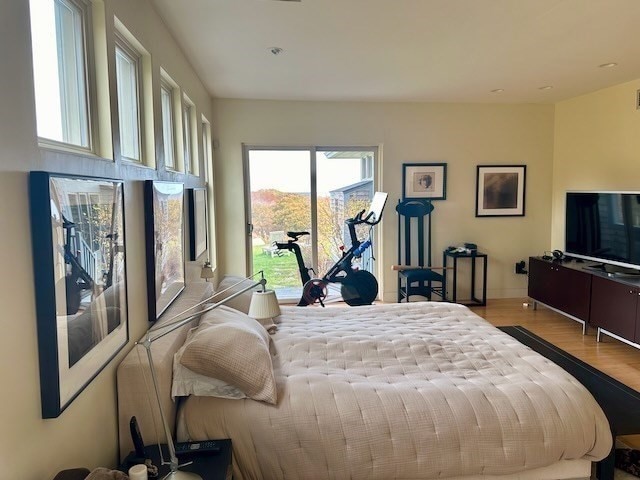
[200,261,214,282]
[248,290,281,322]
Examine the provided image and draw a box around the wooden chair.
[395,199,446,302]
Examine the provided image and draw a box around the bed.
[117,284,612,480]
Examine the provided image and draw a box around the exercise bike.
[275,192,388,307]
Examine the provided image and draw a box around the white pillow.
[172,344,246,400]
[171,305,276,403]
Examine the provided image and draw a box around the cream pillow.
[200,303,278,333]
[179,309,277,404]
[213,275,262,314]
[199,305,269,331]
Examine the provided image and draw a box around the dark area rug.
[616,448,640,478]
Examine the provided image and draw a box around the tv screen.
[565,191,640,269]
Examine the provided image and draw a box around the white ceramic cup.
[128,464,148,480]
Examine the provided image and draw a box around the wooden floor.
[474,298,640,449]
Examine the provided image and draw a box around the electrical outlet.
[515,260,527,274]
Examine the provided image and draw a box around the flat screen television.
[565,191,640,271]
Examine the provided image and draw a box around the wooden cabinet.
[529,256,640,346]
[528,257,592,329]
[590,275,640,342]
[528,257,559,307]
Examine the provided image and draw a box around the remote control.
[175,440,221,456]
[129,416,146,458]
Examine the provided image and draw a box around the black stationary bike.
[275,192,388,307]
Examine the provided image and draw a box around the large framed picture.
[475,165,526,217]
[188,188,208,261]
[402,163,447,200]
[29,172,129,418]
[144,181,185,322]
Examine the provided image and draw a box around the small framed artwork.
[476,165,526,217]
[29,172,129,418]
[144,181,186,322]
[188,187,208,261]
[402,163,447,200]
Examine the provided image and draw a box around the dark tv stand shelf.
[528,256,640,347]
[528,256,592,334]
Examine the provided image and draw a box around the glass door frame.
[242,144,381,293]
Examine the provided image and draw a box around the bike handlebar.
[346,209,378,226]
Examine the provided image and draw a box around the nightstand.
[443,250,488,306]
[121,440,232,480]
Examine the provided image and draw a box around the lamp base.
[162,470,202,480]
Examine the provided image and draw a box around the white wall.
[552,78,640,248]
[212,99,555,301]
[0,1,212,478]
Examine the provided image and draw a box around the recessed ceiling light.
[490,89,504,93]
[599,62,618,68]
[269,47,284,55]
[538,86,553,90]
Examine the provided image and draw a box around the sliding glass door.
[245,149,312,300]
[244,146,377,302]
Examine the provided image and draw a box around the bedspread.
[179,302,611,479]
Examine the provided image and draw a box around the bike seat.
[287,231,309,240]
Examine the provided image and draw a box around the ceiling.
[151,0,640,104]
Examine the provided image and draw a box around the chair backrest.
[396,199,434,268]
[268,230,286,243]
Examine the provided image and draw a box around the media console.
[528,256,640,349]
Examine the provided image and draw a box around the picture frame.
[475,165,526,217]
[188,188,208,261]
[144,180,186,322]
[29,172,129,418]
[402,163,447,200]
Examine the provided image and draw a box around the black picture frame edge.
[143,180,158,323]
[474,164,527,218]
[187,187,208,261]
[29,171,130,418]
[29,172,60,418]
[402,162,448,201]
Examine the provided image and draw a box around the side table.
[120,440,232,480]
[443,250,488,306]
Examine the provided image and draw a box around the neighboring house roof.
[329,179,373,195]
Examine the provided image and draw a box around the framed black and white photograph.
[29,172,129,418]
[402,163,447,200]
[476,165,526,217]
[188,188,208,261]
[144,181,185,322]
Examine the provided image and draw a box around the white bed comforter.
[179,302,611,479]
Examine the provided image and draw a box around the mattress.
[178,302,612,479]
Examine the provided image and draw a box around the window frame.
[182,94,197,175]
[201,116,213,184]
[114,32,144,164]
[160,74,178,171]
[30,0,100,154]
[242,145,381,284]
[201,116,216,269]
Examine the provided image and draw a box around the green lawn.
[252,245,300,289]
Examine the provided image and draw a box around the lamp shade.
[200,261,214,280]
[248,290,281,320]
